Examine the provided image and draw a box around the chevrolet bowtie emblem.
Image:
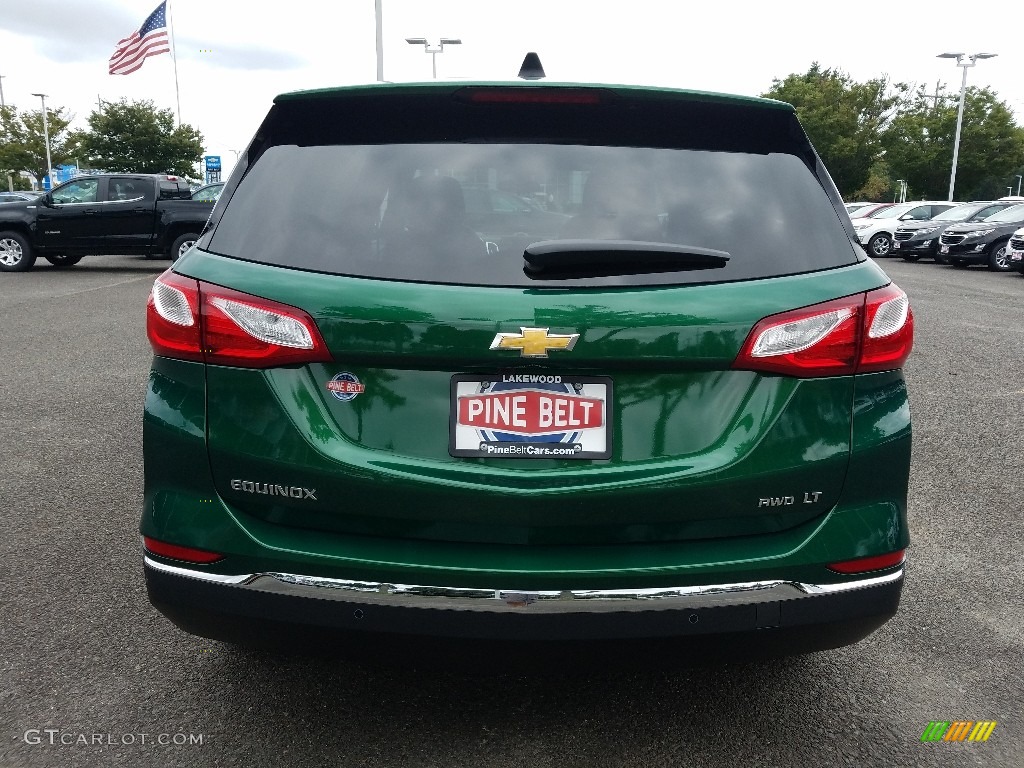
[490,327,579,358]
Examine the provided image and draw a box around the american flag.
[109,2,171,75]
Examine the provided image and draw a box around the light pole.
[405,37,461,79]
[2,76,9,191]
[1016,175,1022,196]
[937,52,997,202]
[31,93,53,191]
[375,0,384,82]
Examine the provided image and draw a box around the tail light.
[147,269,332,367]
[732,284,913,378]
[456,87,606,105]
[147,271,203,362]
[828,549,905,574]
[858,284,914,373]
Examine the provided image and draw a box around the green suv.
[142,82,913,657]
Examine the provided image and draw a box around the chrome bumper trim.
[144,557,903,614]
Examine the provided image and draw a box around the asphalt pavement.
[1,255,1021,767]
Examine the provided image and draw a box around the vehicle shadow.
[181,637,888,766]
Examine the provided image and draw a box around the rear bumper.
[144,556,903,653]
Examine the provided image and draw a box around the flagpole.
[167,0,182,125]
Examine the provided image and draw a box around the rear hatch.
[182,84,889,547]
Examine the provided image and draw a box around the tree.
[763,64,905,198]
[5,174,33,191]
[0,104,84,185]
[883,85,1024,200]
[854,159,896,202]
[78,99,205,178]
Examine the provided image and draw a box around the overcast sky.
[3,0,1022,179]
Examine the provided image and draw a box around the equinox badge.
[490,327,579,358]
[230,479,317,500]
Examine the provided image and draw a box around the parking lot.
[1,256,1022,767]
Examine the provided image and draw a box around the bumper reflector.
[143,536,224,564]
[828,549,905,574]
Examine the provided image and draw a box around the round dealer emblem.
[326,372,365,402]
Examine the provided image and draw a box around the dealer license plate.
[450,373,612,459]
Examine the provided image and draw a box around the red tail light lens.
[733,284,913,378]
[733,295,861,377]
[147,271,203,362]
[859,284,915,373]
[146,269,332,368]
[828,549,905,574]
[200,284,332,367]
[457,87,605,105]
[143,536,224,564]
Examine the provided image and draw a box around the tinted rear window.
[159,180,191,199]
[984,204,1024,223]
[207,95,857,287]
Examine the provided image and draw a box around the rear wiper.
[522,240,730,276]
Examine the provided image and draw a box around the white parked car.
[0,191,42,204]
[1007,226,1024,274]
[845,201,883,216]
[851,201,958,257]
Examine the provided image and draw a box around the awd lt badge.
[490,327,579,358]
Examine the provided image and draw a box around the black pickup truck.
[0,174,214,271]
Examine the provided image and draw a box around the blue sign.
[42,175,51,190]
[55,165,77,184]
[205,156,221,171]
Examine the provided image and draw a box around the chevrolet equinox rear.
[142,82,913,658]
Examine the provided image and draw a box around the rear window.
[984,204,1024,223]
[207,93,858,287]
[158,180,191,200]
[109,177,155,203]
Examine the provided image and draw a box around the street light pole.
[406,37,462,79]
[374,0,384,82]
[894,180,908,203]
[1016,175,1023,196]
[937,52,997,202]
[31,93,53,191]
[1,76,9,191]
